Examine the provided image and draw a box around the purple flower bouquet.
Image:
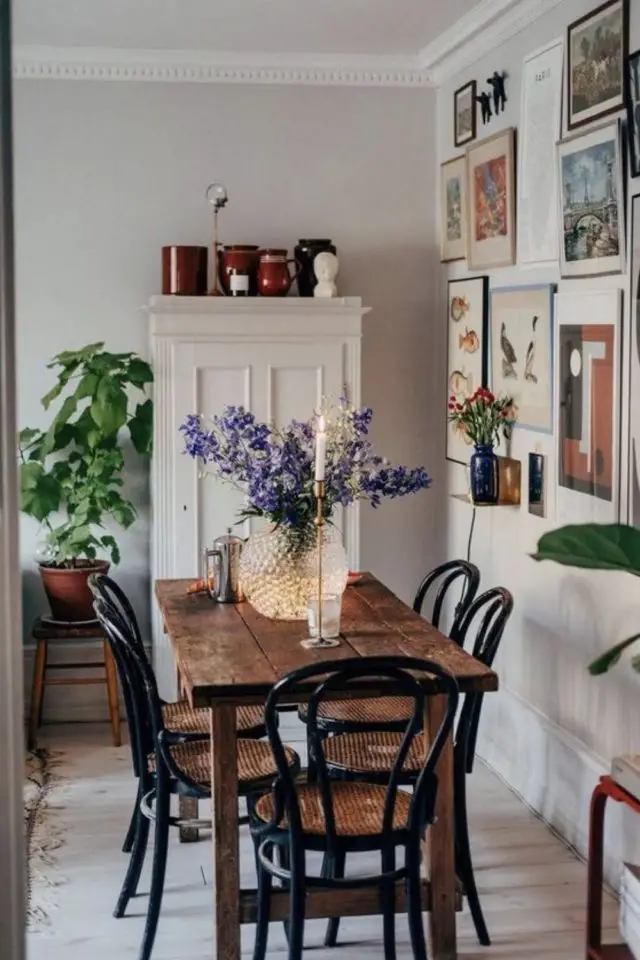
[181,402,431,618]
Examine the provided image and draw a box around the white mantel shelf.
[146,295,368,340]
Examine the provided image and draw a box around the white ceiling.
[13,0,480,57]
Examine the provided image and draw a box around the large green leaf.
[127,358,153,388]
[20,466,61,521]
[588,633,640,675]
[90,378,127,436]
[18,427,41,446]
[74,372,99,401]
[532,524,640,576]
[129,398,153,455]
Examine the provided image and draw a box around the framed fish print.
[558,122,625,278]
[490,285,555,433]
[566,0,628,131]
[555,289,622,523]
[628,49,640,178]
[446,276,489,465]
[466,128,516,270]
[440,155,467,262]
[454,80,477,148]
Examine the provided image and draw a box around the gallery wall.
[13,80,440,650]
[435,0,640,881]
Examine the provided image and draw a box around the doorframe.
[0,0,26,956]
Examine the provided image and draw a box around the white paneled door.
[149,297,366,697]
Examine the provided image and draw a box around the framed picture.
[439,156,467,262]
[628,195,640,524]
[566,0,628,131]
[446,276,488,465]
[454,80,477,148]
[489,285,555,433]
[628,49,640,177]
[555,289,622,524]
[466,128,516,270]
[558,121,625,278]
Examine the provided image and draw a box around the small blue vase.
[470,444,498,505]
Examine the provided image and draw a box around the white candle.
[315,415,326,481]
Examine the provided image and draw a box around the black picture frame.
[454,79,477,148]
[445,276,489,466]
[628,49,640,177]
[566,0,629,132]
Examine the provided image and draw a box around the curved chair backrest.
[450,587,513,774]
[262,657,458,855]
[413,560,480,634]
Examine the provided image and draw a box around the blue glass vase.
[470,444,498,505]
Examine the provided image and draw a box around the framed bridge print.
[558,121,625,278]
[555,289,621,524]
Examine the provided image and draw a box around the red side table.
[587,775,640,960]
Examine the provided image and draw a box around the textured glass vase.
[240,524,348,620]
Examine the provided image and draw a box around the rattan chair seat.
[299,696,413,727]
[323,731,423,775]
[162,701,264,737]
[148,738,298,790]
[253,781,411,836]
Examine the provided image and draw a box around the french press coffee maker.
[202,528,245,603]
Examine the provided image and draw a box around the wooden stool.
[27,618,121,750]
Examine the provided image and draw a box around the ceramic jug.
[257,249,299,297]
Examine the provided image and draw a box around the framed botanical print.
[490,285,555,433]
[439,156,467,262]
[555,289,622,523]
[558,121,625,278]
[566,0,628,131]
[466,128,516,270]
[446,276,488,465]
[454,80,477,148]
[628,49,640,178]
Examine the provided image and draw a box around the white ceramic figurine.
[313,251,339,298]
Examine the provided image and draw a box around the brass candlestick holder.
[205,182,228,297]
[301,480,340,649]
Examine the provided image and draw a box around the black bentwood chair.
[321,587,513,947]
[93,597,300,960]
[297,561,479,737]
[88,573,266,853]
[249,657,459,960]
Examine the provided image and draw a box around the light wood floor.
[27,720,620,960]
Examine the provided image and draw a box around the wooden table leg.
[103,640,122,747]
[211,703,240,960]
[426,694,456,960]
[27,636,47,751]
[586,780,608,957]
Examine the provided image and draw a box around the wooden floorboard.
[26,722,621,960]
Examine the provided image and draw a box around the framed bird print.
[555,289,622,524]
[466,128,516,270]
[490,285,555,433]
[454,80,477,147]
[446,276,489,465]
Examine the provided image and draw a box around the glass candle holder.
[301,593,342,649]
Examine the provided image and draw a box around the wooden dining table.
[155,573,498,960]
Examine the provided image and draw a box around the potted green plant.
[19,342,153,622]
[532,523,640,674]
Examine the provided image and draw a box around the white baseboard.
[23,641,130,724]
[477,686,640,890]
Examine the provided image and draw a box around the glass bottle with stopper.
[205,182,228,297]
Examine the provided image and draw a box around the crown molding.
[420,0,565,85]
[12,45,432,87]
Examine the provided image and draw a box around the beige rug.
[24,748,66,927]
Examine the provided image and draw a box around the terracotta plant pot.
[39,559,110,622]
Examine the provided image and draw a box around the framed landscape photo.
[558,121,625,278]
[490,285,555,433]
[439,156,467,262]
[454,80,477,148]
[467,128,516,270]
[567,0,628,131]
[446,276,488,465]
[628,49,640,177]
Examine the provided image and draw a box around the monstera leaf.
[532,523,640,676]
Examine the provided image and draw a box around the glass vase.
[470,444,499,505]
[239,523,348,620]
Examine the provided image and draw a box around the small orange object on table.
[27,617,121,750]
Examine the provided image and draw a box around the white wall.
[436,0,640,883]
[13,80,440,641]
